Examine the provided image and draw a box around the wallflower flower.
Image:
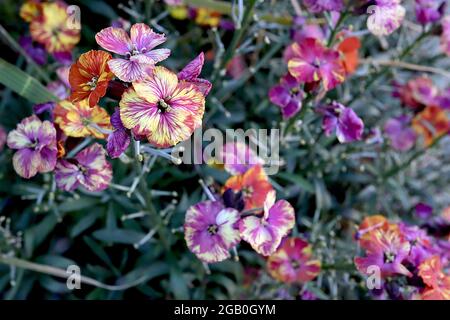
[337,37,361,75]
[107,109,130,158]
[412,105,449,146]
[415,202,433,219]
[19,0,41,23]
[224,165,274,211]
[240,190,295,256]
[415,0,445,25]
[393,76,439,109]
[441,16,450,56]
[55,143,112,192]
[367,0,406,37]
[19,36,46,65]
[29,1,80,54]
[287,38,345,91]
[303,0,344,13]
[399,224,434,267]
[219,141,264,176]
[177,52,212,96]
[95,23,170,82]
[184,200,240,263]
[355,228,412,278]
[319,102,364,143]
[418,256,450,300]
[69,50,114,107]
[267,237,321,283]
[355,215,390,241]
[269,74,304,119]
[120,66,205,148]
[54,100,112,139]
[384,115,417,151]
[6,115,57,178]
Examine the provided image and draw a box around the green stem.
[284,94,313,136]
[326,9,350,47]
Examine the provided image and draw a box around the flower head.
[418,256,450,300]
[384,115,417,152]
[177,52,212,96]
[107,109,130,158]
[239,190,295,256]
[95,23,170,82]
[303,0,344,13]
[319,102,364,143]
[393,76,439,109]
[287,38,345,91]
[399,224,434,267]
[267,237,321,283]
[224,165,274,211]
[29,1,80,54]
[184,200,240,263]
[415,0,445,25]
[269,74,303,119]
[355,215,390,241]
[412,105,450,146]
[120,66,205,148]
[6,115,57,178]
[69,50,114,107]
[55,143,112,192]
[337,37,361,75]
[355,228,412,278]
[54,100,112,139]
[20,0,41,23]
[367,1,406,37]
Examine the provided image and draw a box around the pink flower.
[240,191,295,256]
[367,1,406,36]
[7,115,57,179]
[287,38,345,91]
[384,115,417,151]
[55,143,112,192]
[95,23,170,82]
[269,74,304,119]
[415,0,445,25]
[184,200,241,263]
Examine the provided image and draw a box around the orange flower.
[338,37,361,74]
[418,256,450,300]
[54,99,112,139]
[69,50,114,107]
[412,105,450,146]
[224,165,274,211]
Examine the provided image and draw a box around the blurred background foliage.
[0,0,449,299]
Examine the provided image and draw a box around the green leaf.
[276,172,314,193]
[0,58,57,104]
[92,228,146,245]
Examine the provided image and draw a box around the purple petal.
[178,52,205,81]
[95,27,132,55]
[55,160,81,191]
[336,107,364,143]
[12,148,40,179]
[108,58,148,82]
[107,129,131,158]
[144,48,171,64]
[130,23,167,52]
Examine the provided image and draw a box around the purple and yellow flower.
[219,141,264,176]
[239,190,295,256]
[384,115,417,152]
[55,143,112,192]
[69,50,114,107]
[54,99,112,139]
[319,102,364,143]
[355,228,412,278]
[367,0,406,37]
[107,109,130,158]
[95,23,170,82]
[415,0,445,25]
[224,165,274,211]
[287,38,345,91]
[269,74,303,119]
[29,1,80,54]
[184,200,240,263]
[177,52,212,96]
[303,0,344,13]
[267,237,321,283]
[120,66,205,148]
[6,115,57,179]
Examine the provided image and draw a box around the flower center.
[157,99,171,113]
[384,251,396,264]
[290,87,300,96]
[207,224,218,235]
[87,76,98,90]
[291,259,300,269]
[242,186,253,198]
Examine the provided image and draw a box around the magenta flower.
[219,141,264,175]
[95,23,170,82]
[303,0,344,13]
[287,38,345,91]
[399,224,434,267]
[107,109,130,159]
[19,36,47,66]
[240,191,295,256]
[367,0,406,36]
[415,202,433,219]
[55,143,112,192]
[6,115,57,179]
[184,200,241,263]
[415,0,445,25]
[319,102,364,143]
[384,116,417,152]
[269,74,303,119]
[177,52,212,96]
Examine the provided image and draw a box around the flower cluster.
[184,142,320,284]
[354,211,450,300]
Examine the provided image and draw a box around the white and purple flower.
[7,115,57,179]
[184,200,241,263]
[367,0,406,37]
[95,23,171,82]
[55,143,112,192]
